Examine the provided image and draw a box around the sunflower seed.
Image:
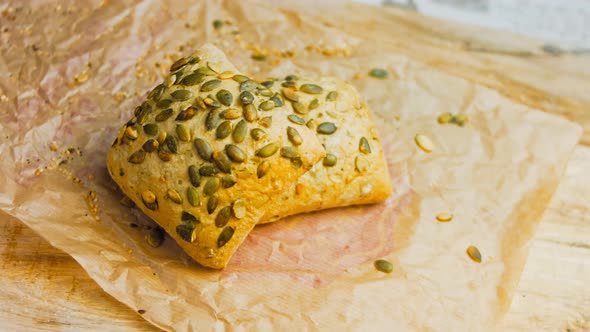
[196,66,216,76]
[326,91,339,101]
[300,84,323,94]
[171,89,193,101]
[257,160,270,178]
[205,109,220,130]
[207,195,218,214]
[256,143,279,158]
[167,188,183,204]
[217,226,234,248]
[155,108,174,122]
[243,104,258,122]
[219,108,241,120]
[212,151,232,173]
[188,165,201,187]
[203,177,221,196]
[288,114,305,125]
[259,100,275,111]
[359,137,371,154]
[217,71,234,80]
[292,101,307,114]
[232,119,247,143]
[225,144,245,163]
[261,80,274,88]
[232,74,250,83]
[250,128,266,141]
[438,112,453,124]
[216,89,233,106]
[142,139,159,152]
[165,135,179,153]
[240,80,258,92]
[466,245,482,263]
[175,106,197,121]
[194,138,213,161]
[176,124,191,142]
[158,149,172,162]
[369,68,388,79]
[143,123,159,136]
[355,155,369,173]
[176,224,196,243]
[280,146,299,159]
[180,73,205,86]
[323,153,337,167]
[216,120,232,139]
[414,134,434,153]
[148,84,165,101]
[128,150,146,164]
[201,79,222,92]
[146,227,164,248]
[125,126,138,140]
[203,95,221,108]
[282,87,299,102]
[374,259,393,273]
[221,175,237,188]
[317,122,337,134]
[215,206,232,227]
[232,199,246,219]
[199,165,218,176]
[156,99,173,108]
[436,213,453,222]
[141,190,158,210]
[187,187,200,207]
[170,57,189,72]
[239,91,254,105]
[259,116,272,128]
[287,127,302,146]
[270,93,284,107]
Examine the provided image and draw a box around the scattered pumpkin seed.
[213,151,232,173]
[207,61,221,74]
[217,226,234,248]
[326,91,339,101]
[251,53,267,61]
[466,245,482,263]
[125,126,138,140]
[194,138,213,161]
[453,114,469,126]
[323,153,337,167]
[142,139,159,152]
[199,165,218,176]
[256,143,279,158]
[213,19,223,29]
[317,122,337,134]
[205,109,220,131]
[233,119,247,143]
[203,177,221,196]
[221,174,237,188]
[187,187,200,206]
[217,71,234,80]
[414,134,434,153]
[188,165,201,187]
[239,91,254,105]
[180,73,205,86]
[155,108,174,122]
[216,89,233,106]
[204,95,221,108]
[232,74,250,83]
[156,99,173,109]
[176,124,191,142]
[369,68,389,79]
[257,160,270,178]
[158,149,172,162]
[232,199,246,219]
[280,146,300,159]
[170,57,188,72]
[219,108,241,120]
[243,103,258,122]
[259,100,275,111]
[281,81,296,88]
[270,94,283,107]
[176,224,196,242]
[167,188,183,204]
[306,119,317,129]
[292,101,307,114]
[299,84,323,94]
[359,137,371,154]
[165,135,179,153]
[171,89,193,101]
[201,79,222,92]
[128,150,146,164]
[308,98,320,110]
[207,195,218,214]
[194,96,207,110]
[258,88,273,97]
[196,66,216,76]
[374,259,393,273]
[355,155,369,173]
[240,80,258,92]
[164,75,175,87]
[225,144,246,163]
[215,206,231,227]
[146,227,165,248]
[148,84,165,101]
[216,120,232,139]
[188,55,200,64]
[436,213,453,222]
[288,114,305,125]
[250,128,266,141]
[143,123,159,136]
[176,106,197,121]
[285,74,298,81]
[141,190,158,210]
[261,80,274,88]
[259,116,272,128]
[157,131,167,145]
[282,87,299,102]
[437,112,453,124]
[287,127,303,146]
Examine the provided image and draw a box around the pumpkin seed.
[148,84,165,101]
[453,114,469,127]
[207,61,221,73]
[355,156,369,173]
[170,57,188,72]
[436,213,453,222]
[187,187,200,206]
[259,100,275,111]
[374,259,393,273]
[256,143,279,158]
[323,153,337,167]
[215,206,231,227]
[221,175,237,188]
[176,124,191,142]
[128,150,146,164]
[196,66,216,76]
[207,195,218,214]
[216,120,232,139]
[157,131,167,145]
[203,177,221,196]
[466,245,482,263]
[217,226,234,248]
[125,126,138,140]
[143,123,159,136]
[251,53,266,61]
[219,108,241,120]
[189,55,200,64]
[156,99,173,109]
[261,80,274,88]
[259,116,272,128]
[290,157,302,168]
[257,160,270,178]
[164,75,175,87]
[288,114,305,125]
[175,106,197,121]
[239,91,254,105]
[204,95,221,108]
[217,71,234,80]
[174,73,184,85]
[212,151,232,173]
[250,128,266,141]
[142,139,159,152]
[216,89,233,106]
[306,119,317,129]
[141,190,158,210]
[280,146,299,159]
[258,88,273,97]
[232,74,250,83]
[225,144,246,163]
[167,188,182,204]
[300,84,323,94]
[165,135,179,153]
[201,79,222,92]
[146,227,164,248]
[317,122,337,134]
[194,138,213,161]
[243,104,258,122]
[437,112,453,124]
[232,119,247,143]
[415,134,434,153]
[240,80,258,92]
[213,19,223,29]
[359,137,371,154]
[281,81,296,88]
[308,98,320,110]
[287,127,302,146]
[158,149,172,162]
[171,89,193,101]
[180,73,205,86]
[326,91,339,101]
[199,165,218,176]
[232,199,246,219]
[282,87,299,102]
[292,102,307,114]
[188,165,201,187]
[155,108,174,122]
[205,109,220,131]
[369,68,389,79]
[285,75,298,81]
[270,93,284,107]
[176,224,196,243]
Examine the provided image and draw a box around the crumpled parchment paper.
[0,1,582,331]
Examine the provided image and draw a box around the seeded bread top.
[107,44,325,269]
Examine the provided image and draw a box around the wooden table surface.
[1,2,590,331]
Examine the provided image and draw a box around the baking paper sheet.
[0,1,582,331]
